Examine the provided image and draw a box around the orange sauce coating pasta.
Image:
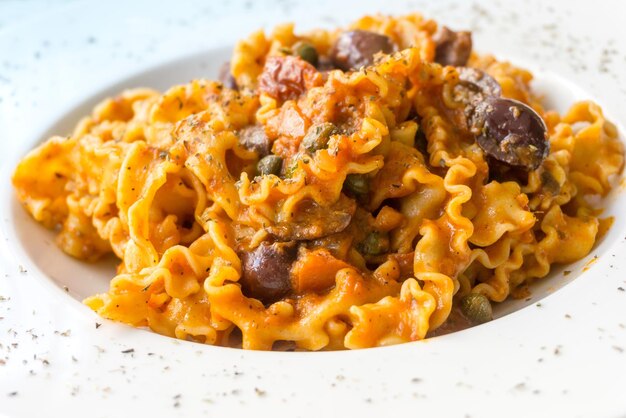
[13,14,624,349]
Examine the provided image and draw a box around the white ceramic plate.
[1,1,626,417]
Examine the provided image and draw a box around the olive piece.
[218,61,238,90]
[344,173,369,196]
[257,155,283,176]
[460,293,492,324]
[238,125,271,157]
[238,242,297,305]
[457,67,502,102]
[453,67,501,130]
[301,122,337,153]
[293,41,319,66]
[330,30,395,71]
[471,97,549,171]
[358,231,390,255]
[433,26,472,67]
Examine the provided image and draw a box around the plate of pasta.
[2,0,626,417]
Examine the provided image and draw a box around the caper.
[460,293,493,324]
[540,170,560,195]
[344,173,369,196]
[282,158,299,178]
[293,41,319,66]
[257,155,283,176]
[358,231,389,255]
[301,122,337,153]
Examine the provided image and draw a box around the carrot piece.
[291,249,351,293]
[389,252,415,280]
[374,205,404,232]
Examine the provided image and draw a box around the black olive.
[238,242,297,305]
[330,30,395,71]
[344,173,369,196]
[218,61,238,90]
[452,67,502,129]
[238,125,271,157]
[257,155,283,176]
[457,67,501,102]
[433,26,472,67]
[301,122,337,153]
[293,41,319,66]
[471,97,549,170]
[460,293,492,324]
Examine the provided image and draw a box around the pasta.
[12,13,624,350]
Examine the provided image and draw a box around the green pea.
[293,41,319,66]
[358,231,389,255]
[344,173,369,196]
[257,155,283,176]
[301,122,337,153]
[460,293,493,324]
